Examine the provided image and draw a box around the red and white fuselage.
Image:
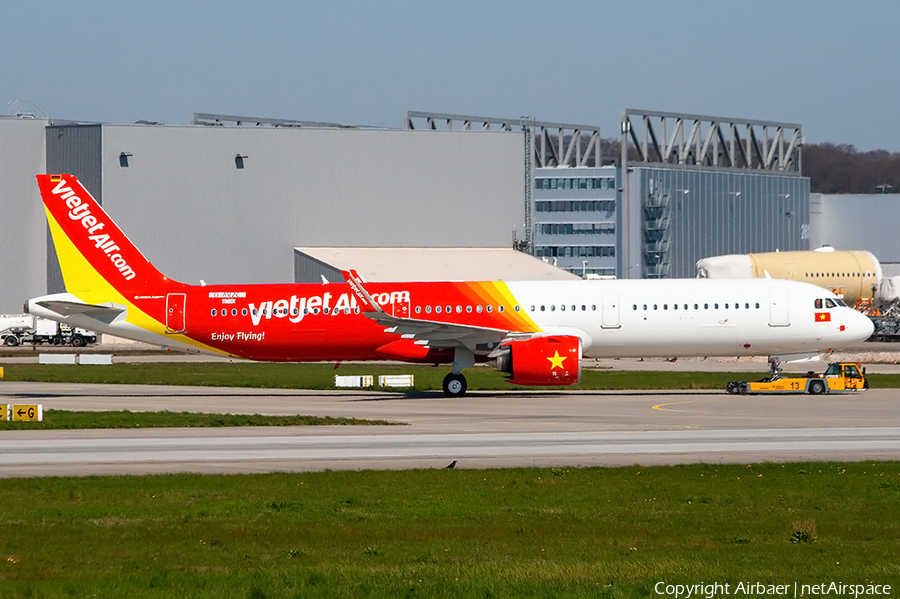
[28,174,874,394]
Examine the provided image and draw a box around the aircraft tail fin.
[36,174,179,303]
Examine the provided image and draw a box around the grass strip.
[4,362,900,390]
[0,462,898,597]
[0,410,397,430]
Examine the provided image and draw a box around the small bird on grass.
[445,460,457,469]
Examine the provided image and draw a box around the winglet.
[341,269,384,314]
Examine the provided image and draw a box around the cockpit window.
[835,299,847,307]
[825,298,836,308]
[814,299,823,309]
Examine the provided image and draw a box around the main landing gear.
[442,347,475,397]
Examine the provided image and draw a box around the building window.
[535,200,615,213]
[534,245,616,258]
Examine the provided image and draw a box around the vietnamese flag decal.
[815,312,831,322]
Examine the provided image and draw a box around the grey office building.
[533,166,618,277]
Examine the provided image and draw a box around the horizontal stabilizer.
[36,300,125,325]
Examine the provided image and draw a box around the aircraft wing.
[341,270,514,349]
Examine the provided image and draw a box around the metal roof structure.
[405,110,602,168]
[621,108,803,173]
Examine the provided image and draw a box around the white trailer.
[0,314,97,347]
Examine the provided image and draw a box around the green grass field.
[0,410,396,430]
[1,463,898,598]
[3,362,900,391]
[2,363,898,596]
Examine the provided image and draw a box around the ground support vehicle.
[0,314,97,347]
[727,362,868,395]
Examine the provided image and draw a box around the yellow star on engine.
[547,350,567,370]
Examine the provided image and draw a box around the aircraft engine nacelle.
[497,335,582,386]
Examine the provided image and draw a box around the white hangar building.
[0,113,575,313]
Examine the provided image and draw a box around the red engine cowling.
[497,335,582,386]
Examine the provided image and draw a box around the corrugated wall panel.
[0,119,48,312]
[636,168,810,278]
[293,250,343,284]
[817,194,900,262]
[99,126,524,285]
[45,124,103,294]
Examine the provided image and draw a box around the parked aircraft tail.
[36,174,181,303]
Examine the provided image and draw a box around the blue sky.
[3,0,898,150]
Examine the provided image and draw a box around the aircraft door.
[388,295,410,318]
[601,295,621,329]
[166,293,186,333]
[768,287,790,327]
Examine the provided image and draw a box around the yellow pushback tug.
[727,363,868,395]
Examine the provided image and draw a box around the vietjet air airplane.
[28,174,874,396]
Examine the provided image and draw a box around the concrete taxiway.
[1,381,899,476]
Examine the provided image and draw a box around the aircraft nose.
[849,309,875,342]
